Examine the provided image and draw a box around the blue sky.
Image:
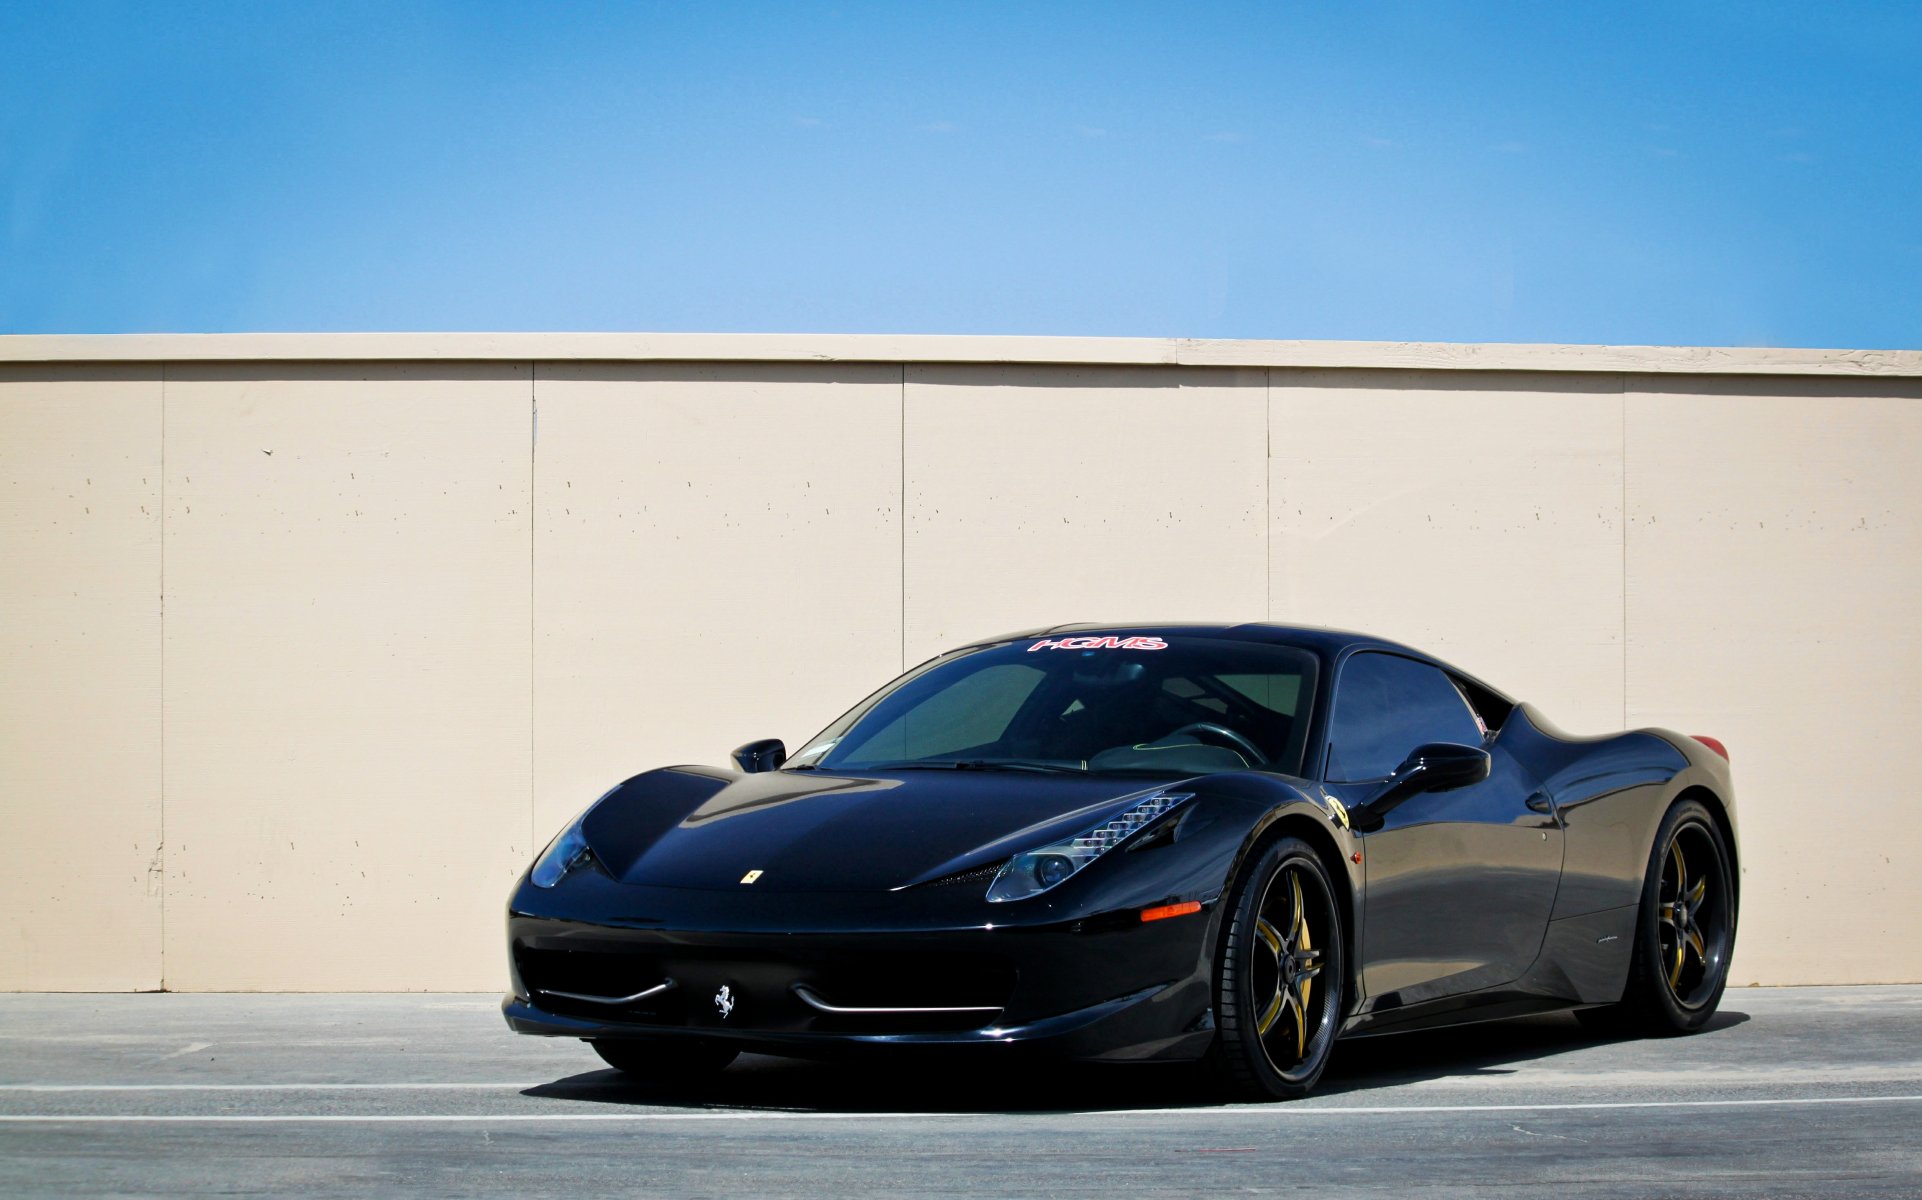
[4,1,1918,346]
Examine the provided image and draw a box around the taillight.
[1692,735,1729,761]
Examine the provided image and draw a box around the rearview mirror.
[1350,742,1491,832]
[731,738,787,774]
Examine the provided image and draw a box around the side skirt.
[1337,904,1639,1037]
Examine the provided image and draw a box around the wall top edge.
[2,332,1919,376]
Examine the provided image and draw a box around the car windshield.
[789,635,1320,778]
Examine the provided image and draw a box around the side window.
[1215,673,1304,716]
[1325,652,1483,783]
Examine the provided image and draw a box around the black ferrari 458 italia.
[504,623,1738,1099]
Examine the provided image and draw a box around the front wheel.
[1211,836,1346,1100]
[590,1037,739,1079]
[1584,798,1737,1037]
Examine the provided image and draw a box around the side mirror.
[731,738,787,774]
[1350,742,1491,832]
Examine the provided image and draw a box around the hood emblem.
[739,869,763,884]
[714,985,736,1019]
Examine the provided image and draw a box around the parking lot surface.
[2,986,1919,1197]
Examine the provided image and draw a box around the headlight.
[529,809,597,888]
[986,790,1192,903]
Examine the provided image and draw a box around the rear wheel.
[590,1037,738,1078]
[1581,799,1736,1037]
[1212,836,1345,1100]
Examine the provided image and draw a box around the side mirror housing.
[731,738,787,774]
[1350,742,1491,832]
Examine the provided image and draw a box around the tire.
[590,1037,739,1078]
[1584,798,1737,1037]
[1211,836,1346,1100]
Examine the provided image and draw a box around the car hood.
[578,765,1183,893]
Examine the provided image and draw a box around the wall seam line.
[1620,371,1629,731]
[530,361,538,858]
[1265,367,1273,621]
[157,361,167,991]
[899,363,907,673]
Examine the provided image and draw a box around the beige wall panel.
[903,365,1268,662]
[533,364,901,833]
[162,364,531,990]
[0,367,162,990]
[1625,378,1922,986]
[1270,371,1625,733]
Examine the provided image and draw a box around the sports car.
[503,623,1739,1099]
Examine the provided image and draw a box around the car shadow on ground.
[521,1008,1751,1114]
[1313,1008,1749,1098]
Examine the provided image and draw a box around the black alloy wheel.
[591,1037,739,1078]
[1212,836,1345,1099]
[1582,798,1736,1036]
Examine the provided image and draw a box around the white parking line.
[1,1094,1919,1122]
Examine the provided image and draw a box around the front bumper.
[502,983,1191,1060]
[502,892,1220,1062]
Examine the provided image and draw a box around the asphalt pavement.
[2,986,1919,1197]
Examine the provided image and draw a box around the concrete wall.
[3,335,1919,991]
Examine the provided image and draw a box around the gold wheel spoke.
[1687,876,1707,914]
[1254,916,1284,957]
[1686,927,1706,965]
[1668,937,1686,988]
[1256,989,1284,1036]
[1297,947,1324,980]
[1658,902,1678,928]
[1288,872,1306,951]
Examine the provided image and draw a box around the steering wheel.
[1168,722,1268,766]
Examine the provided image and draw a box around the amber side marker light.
[1692,735,1730,761]
[1140,900,1203,923]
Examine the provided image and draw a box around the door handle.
[1525,792,1554,814]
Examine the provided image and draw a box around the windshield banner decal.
[1027,636,1168,652]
